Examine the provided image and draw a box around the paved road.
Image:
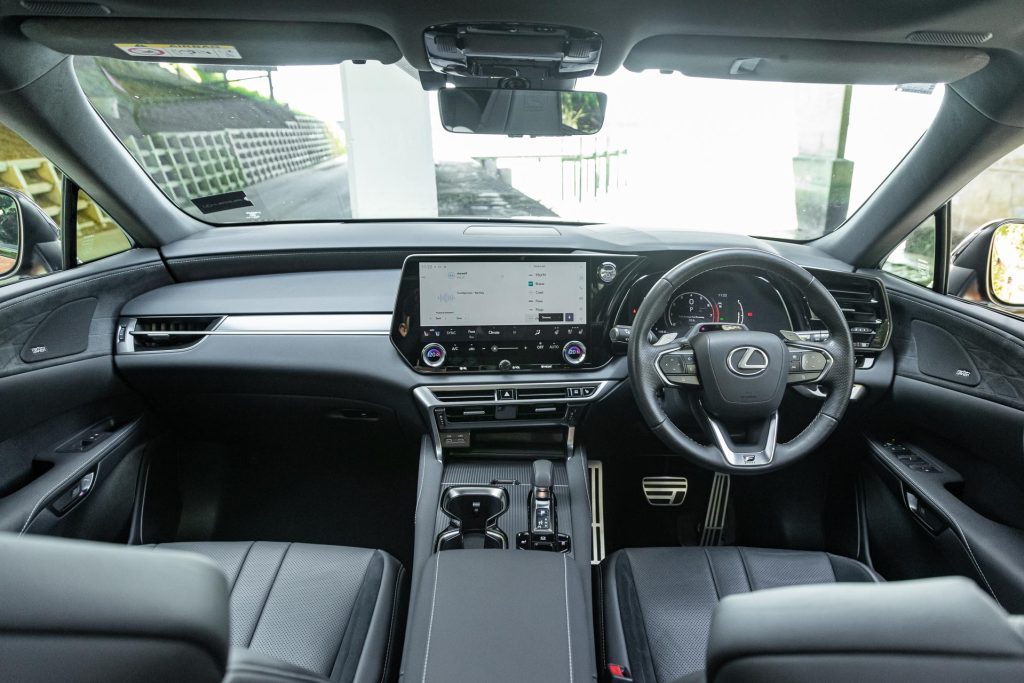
[193,157,554,223]
[204,159,351,223]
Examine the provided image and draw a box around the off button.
[562,340,587,366]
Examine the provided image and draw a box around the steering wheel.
[628,248,854,472]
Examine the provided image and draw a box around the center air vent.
[811,271,891,351]
[121,316,222,352]
[431,388,497,402]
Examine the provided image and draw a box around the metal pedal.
[588,460,606,564]
[699,472,731,546]
[642,476,689,506]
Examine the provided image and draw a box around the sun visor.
[20,18,401,65]
[625,36,989,84]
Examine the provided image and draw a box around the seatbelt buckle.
[607,663,633,682]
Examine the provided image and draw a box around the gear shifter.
[517,460,571,553]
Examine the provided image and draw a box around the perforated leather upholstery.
[600,546,880,683]
[151,541,404,683]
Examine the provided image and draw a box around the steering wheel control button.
[421,343,446,368]
[659,355,684,375]
[562,340,587,365]
[800,351,828,372]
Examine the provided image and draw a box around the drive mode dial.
[421,343,446,368]
[562,340,587,366]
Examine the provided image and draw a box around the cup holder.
[435,486,509,551]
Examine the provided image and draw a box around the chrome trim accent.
[726,346,769,376]
[588,460,605,565]
[705,411,779,467]
[794,383,866,401]
[215,314,391,334]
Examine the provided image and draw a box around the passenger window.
[75,189,132,263]
[0,122,131,284]
[951,142,1024,243]
[882,215,937,287]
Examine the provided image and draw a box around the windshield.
[74,57,942,239]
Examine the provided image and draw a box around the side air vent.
[431,388,497,402]
[127,316,222,352]
[906,30,993,46]
[811,271,891,351]
[19,1,112,15]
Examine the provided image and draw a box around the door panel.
[863,271,1024,611]
[0,249,171,537]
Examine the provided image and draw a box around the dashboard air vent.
[443,405,497,422]
[517,387,569,400]
[431,388,497,403]
[811,270,891,351]
[129,316,221,351]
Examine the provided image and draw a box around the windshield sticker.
[191,191,254,214]
[114,44,242,59]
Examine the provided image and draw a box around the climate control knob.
[421,343,446,368]
[562,340,587,366]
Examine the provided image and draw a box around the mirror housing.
[438,88,607,136]
[0,190,21,279]
[988,220,1024,309]
[0,188,62,282]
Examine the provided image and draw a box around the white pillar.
[341,62,438,218]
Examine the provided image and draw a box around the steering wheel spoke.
[654,345,701,387]
[699,406,779,468]
[783,339,834,385]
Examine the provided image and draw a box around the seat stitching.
[563,553,574,683]
[228,542,256,598]
[248,542,291,648]
[703,548,721,600]
[380,563,405,683]
[421,553,441,683]
[736,547,755,591]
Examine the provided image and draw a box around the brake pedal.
[642,476,689,506]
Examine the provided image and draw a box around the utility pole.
[792,85,854,238]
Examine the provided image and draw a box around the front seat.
[149,541,404,683]
[600,546,880,683]
[0,534,403,683]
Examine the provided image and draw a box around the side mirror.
[988,220,1024,310]
[0,191,21,279]
[0,187,62,282]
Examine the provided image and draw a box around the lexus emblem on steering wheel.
[727,346,769,377]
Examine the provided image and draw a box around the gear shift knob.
[532,459,553,489]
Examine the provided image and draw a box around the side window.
[882,215,937,287]
[951,143,1024,243]
[1,122,131,284]
[75,188,132,263]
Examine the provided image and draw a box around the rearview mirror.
[438,88,607,136]
[0,191,22,279]
[989,220,1024,308]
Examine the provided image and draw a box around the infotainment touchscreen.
[418,261,587,330]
